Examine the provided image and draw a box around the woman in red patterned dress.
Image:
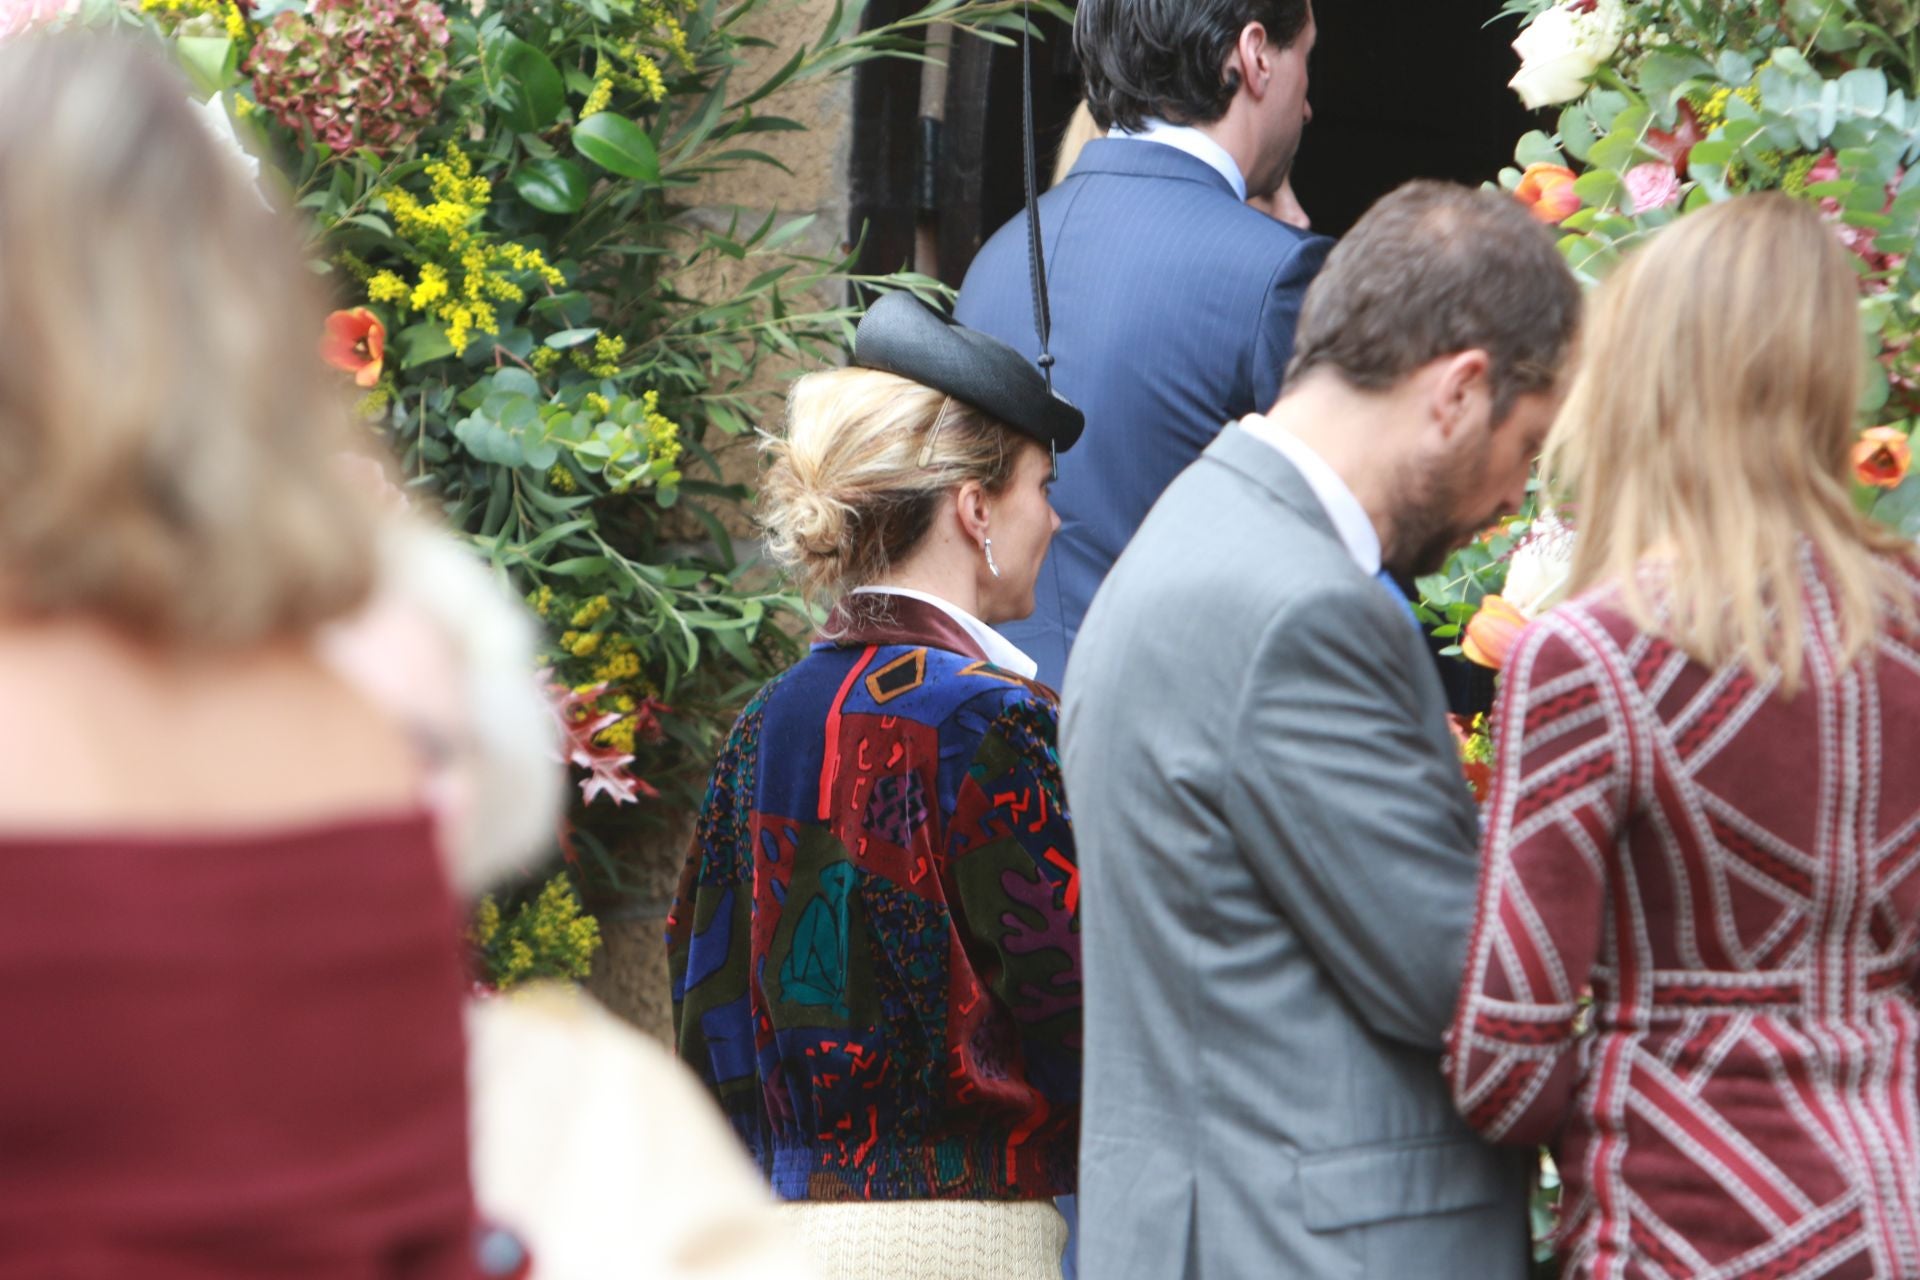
[1449,193,1920,1278]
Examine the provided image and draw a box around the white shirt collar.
[1107,117,1248,201]
[1236,415,1382,574]
[849,586,1039,680]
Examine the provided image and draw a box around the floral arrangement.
[1422,0,1920,689]
[1445,517,1575,804]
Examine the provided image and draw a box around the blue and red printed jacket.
[667,593,1081,1201]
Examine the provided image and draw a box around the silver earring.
[984,538,1001,578]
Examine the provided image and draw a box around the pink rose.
[1624,162,1680,214]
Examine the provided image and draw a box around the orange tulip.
[1514,163,1581,225]
[320,307,386,388]
[1462,594,1529,671]
[1852,427,1912,489]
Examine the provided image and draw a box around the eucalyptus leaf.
[1515,130,1566,170]
[492,368,541,399]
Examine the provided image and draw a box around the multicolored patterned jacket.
[667,593,1081,1201]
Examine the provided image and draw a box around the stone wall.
[585,0,856,1044]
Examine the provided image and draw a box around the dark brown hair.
[1286,181,1581,421]
[1075,0,1312,132]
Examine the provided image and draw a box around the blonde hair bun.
[759,367,1020,605]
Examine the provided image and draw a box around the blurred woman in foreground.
[1449,193,1920,1277]
[0,34,476,1277]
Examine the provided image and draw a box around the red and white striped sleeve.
[1447,611,1629,1145]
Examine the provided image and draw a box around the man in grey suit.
[1061,182,1582,1279]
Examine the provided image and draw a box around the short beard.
[1385,443,1487,578]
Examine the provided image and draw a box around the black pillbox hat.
[852,292,1084,455]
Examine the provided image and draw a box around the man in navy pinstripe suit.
[956,0,1334,691]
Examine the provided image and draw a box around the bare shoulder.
[0,620,421,832]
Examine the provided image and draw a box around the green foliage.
[1414,517,1528,652]
[1432,0,1920,617]
[470,873,604,988]
[133,0,1063,898]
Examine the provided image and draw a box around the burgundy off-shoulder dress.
[0,812,475,1279]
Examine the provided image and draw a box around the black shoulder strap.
[1020,0,1057,474]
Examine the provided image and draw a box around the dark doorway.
[1288,2,1540,238]
[847,1,1542,285]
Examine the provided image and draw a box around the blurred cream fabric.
[468,986,821,1280]
[780,1201,1066,1280]
[320,518,563,893]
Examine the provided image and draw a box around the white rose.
[1509,0,1626,110]
[1502,514,1576,619]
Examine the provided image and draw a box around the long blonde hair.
[760,367,1018,606]
[1542,192,1911,689]
[0,34,377,649]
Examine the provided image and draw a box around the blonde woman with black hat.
[667,292,1085,1279]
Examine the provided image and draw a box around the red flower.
[320,307,385,388]
[1852,427,1912,490]
[542,674,656,807]
[1805,152,1908,289]
[1515,163,1581,224]
[1449,715,1493,806]
[1646,99,1705,174]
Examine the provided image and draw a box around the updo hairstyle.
[760,368,1022,605]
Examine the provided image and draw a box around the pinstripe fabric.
[1449,550,1920,1278]
[955,139,1333,688]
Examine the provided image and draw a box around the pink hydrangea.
[246,0,449,156]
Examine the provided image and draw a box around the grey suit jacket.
[1060,426,1531,1280]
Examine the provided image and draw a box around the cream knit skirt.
[778,1200,1067,1280]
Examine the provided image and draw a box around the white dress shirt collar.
[1237,415,1382,574]
[1107,117,1248,201]
[849,586,1039,679]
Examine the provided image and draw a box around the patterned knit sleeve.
[1448,614,1628,1146]
[946,689,1083,1107]
[666,695,764,1142]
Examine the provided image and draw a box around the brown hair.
[0,33,377,649]
[1543,192,1912,690]
[760,368,1021,606]
[1286,180,1581,421]
[1075,0,1312,131]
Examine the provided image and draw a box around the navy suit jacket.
[956,138,1333,686]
